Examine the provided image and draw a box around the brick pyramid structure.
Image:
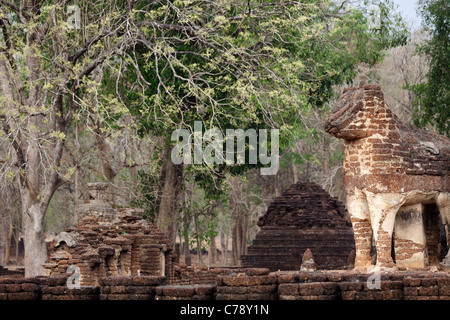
[241,182,355,271]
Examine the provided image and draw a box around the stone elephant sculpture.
[325,84,450,270]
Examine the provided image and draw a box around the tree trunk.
[157,145,183,244]
[195,218,203,264]
[292,158,298,184]
[241,216,248,256]
[219,203,228,265]
[22,221,47,277]
[222,232,228,265]
[94,125,117,204]
[231,195,244,266]
[14,235,19,264]
[209,235,217,264]
[181,204,192,266]
[0,200,10,266]
[6,219,12,265]
[232,210,248,264]
[183,241,191,266]
[21,189,48,277]
[232,226,238,265]
[323,135,330,175]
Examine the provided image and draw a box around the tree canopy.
[408,0,449,137]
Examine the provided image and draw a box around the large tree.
[0,0,128,276]
[408,0,449,136]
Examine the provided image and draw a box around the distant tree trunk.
[231,194,245,266]
[292,157,298,184]
[219,203,228,265]
[232,226,238,265]
[232,218,245,265]
[222,232,229,265]
[197,238,203,264]
[240,215,248,256]
[6,220,12,264]
[94,125,117,204]
[241,184,250,257]
[209,235,217,264]
[181,200,192,266]
[73,122,86,207]
[183,241,192,266]
[0,197,10,266]
[157,145,183,244]
[14,234,19,263]
[323,135,330,174]
[195,217,203,265]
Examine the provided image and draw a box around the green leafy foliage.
[116,0,409,192]
[407,0,449,136]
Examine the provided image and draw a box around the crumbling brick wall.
[43,183,174,286]
[325,85,449,180]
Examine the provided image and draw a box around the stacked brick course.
[0,277,41,300]
[0,275,99,300]
[275,271,449,300]
[216,269,277,300]
[172,265,257,285]
[0,270,448,300]
[155,284,216,300]
[241,182,355,270]
[403,276,450,300]
[99,276,165,300]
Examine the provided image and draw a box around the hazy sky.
[391,0,422,28]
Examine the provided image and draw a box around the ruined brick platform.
[0,269,448,300]
[241,182,355,271]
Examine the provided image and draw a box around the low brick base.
[0,269,448,300]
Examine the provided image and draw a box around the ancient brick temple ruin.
[43,183,174,286]
[325,84,450,270]
[241,182,356,271]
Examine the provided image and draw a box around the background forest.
[0,0,447,276]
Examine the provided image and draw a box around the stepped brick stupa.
[241,182,356,271]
